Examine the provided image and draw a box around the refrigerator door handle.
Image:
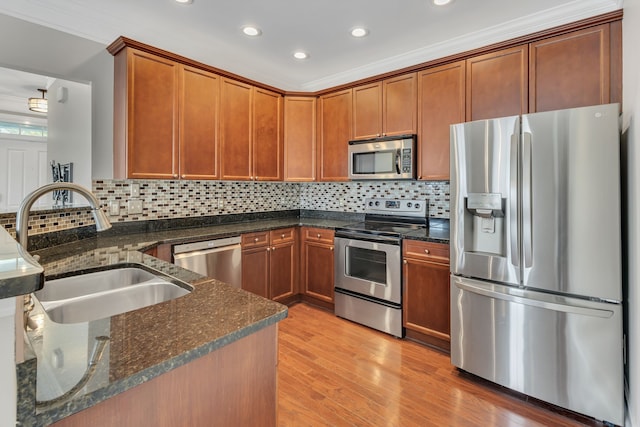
[522,132,533,268]
[453,279,614,318]
[510,133,519,267]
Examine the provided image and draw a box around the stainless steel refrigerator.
[449,103,624,425]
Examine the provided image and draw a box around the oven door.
[334,233,401,304]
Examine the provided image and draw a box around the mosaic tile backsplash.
[1,179,449,237]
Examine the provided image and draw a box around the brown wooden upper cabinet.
[466,45,528,121]
[284,96,316,181]
[318,89,352,181]
[113,48,179,179]
[529,24,612,113]
[253,87,284,181]
[180,66,220,180]
[113,47,221,180]
[417,61,465,181]
[352,73,417,140]
[220,79,283,181]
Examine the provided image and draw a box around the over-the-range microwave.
[348,134,416,180]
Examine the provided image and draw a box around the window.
[0,121,47,138]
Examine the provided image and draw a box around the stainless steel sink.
[34,266,192,324]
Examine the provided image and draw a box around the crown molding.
[300,0,623,92]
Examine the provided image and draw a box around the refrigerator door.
[450,116,520,285]
[522,103,621,301]
[450,276,624,425]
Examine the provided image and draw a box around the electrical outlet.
[128,199,143,214]
[130,183,140,198]
[339,199,345,207]
[109,201,120,216]
[218,199,224,209]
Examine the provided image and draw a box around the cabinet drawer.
[242,231,269,248]
[403,240,449,263]
[270,227,295,245]
[302,227,335,244]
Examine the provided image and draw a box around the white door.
[0,139,48,211]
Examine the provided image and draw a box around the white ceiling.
[0,0,624,92]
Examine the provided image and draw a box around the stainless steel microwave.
[348,134,416,180]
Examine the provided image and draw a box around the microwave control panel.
[401,148,412,173]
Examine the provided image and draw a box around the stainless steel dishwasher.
[173,236,242,288]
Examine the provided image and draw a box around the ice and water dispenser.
[464,193,505,256]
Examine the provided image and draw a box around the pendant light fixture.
[28,89,48,113]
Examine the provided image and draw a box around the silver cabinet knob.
[317,233,321,238]
[281,233,285,239]
[403,259,408,264]
[424,249,430,254]
[254,237,259,243]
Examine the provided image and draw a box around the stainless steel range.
[334,198,428,337]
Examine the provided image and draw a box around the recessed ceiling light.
[242,26,262,37]
[293,51,309,60]
[433,0,452,5]
[175,0,193,4]
[351,27,369,38]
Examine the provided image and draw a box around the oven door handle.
[334,231,401,245]
[395,149,401,174]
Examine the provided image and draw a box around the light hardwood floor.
[277,303,599,427]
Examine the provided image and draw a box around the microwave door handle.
[395,150,401,174]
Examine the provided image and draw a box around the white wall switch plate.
[130,183,140,198]
[109,201,120,216]
[128,199,143,214]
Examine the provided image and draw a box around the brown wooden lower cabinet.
[402,240,451,352]
[52,325,278,427]
[300,227,335,309]
[241,228,297,304]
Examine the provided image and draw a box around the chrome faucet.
[16,182,112,250]
[16,182,112,330]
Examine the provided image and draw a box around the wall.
[0,13,113,180]
[47,79,92,190]
[623,1,640,425]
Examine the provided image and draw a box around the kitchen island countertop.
[16,212,448,425]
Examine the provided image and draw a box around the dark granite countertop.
[16,210,448,426]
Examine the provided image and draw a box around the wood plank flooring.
[277,303,600,427]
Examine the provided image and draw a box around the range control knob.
[368,201,374,207]
[375,201,380,207]
[407,202,413,208]
[415,203,421,209]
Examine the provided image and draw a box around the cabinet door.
[403,257,450,346]
[179,66,219,180]
[352,82,382,140]
[241,246,269,298]
[126,49,179,179]
[417,62,465,181]
[220,78,252,180]
[303,241,334,303]
[318,89,352,181]
[383,73,417,136]
[253,88,283,181]
[284,96,316,181]
[530,24,610,113]
[270,240,296,302]
[466,45,528,121]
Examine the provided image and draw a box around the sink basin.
[34,266,192,324]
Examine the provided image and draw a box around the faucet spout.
[15,182,112,251]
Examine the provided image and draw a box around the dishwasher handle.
[173,236,241,254]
